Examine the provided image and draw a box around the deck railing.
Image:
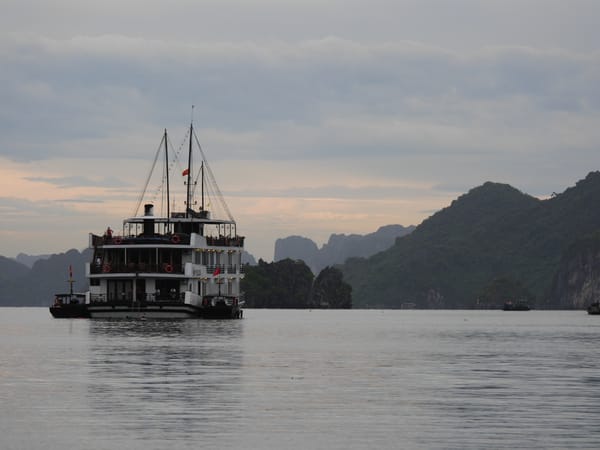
[89,293,186,304]
[90,263,243,275]
[91,233,244,248]
[91,234,190,247]
[90,263,184,275]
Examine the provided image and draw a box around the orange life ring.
[114,237,122,244]
[102,264,111,273]
[164,264,173,273]
[171,234,181,244]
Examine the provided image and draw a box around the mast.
[186,122,193,217]
[164,129,170,223]
[68,265,74,295]
[201,161,205,211]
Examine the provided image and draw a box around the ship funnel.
[143,204,155,236]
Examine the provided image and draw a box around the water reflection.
[87,319,244,442]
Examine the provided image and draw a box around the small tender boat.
[49,266,90,318]
[202,295,244,319]
[49,293,90,318]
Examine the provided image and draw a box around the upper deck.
[90,204,244,250]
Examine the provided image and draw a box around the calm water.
[1,308,600,449]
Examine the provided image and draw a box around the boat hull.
[203,305,243,319]
[588,303,600,315]
[49,304,90,318]
[87,302,243,319]
[503,303,530,311]
[88,303,203,319]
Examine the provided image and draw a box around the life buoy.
[114,237,122,244]
[102,264,111,273]
[164,264,173,273]
[171,234,181,244]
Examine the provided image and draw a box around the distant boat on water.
[502,300,530,311]
[587,302,600,315]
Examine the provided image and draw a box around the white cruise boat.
[85,122,245,319]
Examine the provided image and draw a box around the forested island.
[242,259,352,308]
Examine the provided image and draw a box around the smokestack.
[143,204,155,236]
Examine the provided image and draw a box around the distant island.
[3,171,600,309]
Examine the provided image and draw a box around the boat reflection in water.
[87,319,244,440]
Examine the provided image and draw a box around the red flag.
[213,267,221,276]
[69,265,73,278]
[182,168,189,176]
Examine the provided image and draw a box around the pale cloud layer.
[1,1,599,260]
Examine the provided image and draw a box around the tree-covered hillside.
[341,172,600,308]
[242,259,352,308]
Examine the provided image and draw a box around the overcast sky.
[1,0,599,261]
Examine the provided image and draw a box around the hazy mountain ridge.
[15,253,52,268]
[274,224,415,273]
[0,249,91,306]
[340,171,600,309]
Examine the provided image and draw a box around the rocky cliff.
[548,232,600,309]
[274,224,415,273]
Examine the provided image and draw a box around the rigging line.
[142,140,173,217]
[170,128,190,175]
[168,139,182,174]
[133,133,165,217]
[205,159,234,222]
[171,130,187,165]
[192,130,235,223]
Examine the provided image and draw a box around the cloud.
[227,183,434,200]
[2,34,598,170]
[26,175,131,189]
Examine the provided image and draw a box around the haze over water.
[1,308,600,449]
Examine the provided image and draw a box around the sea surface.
[1,308,600,449]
